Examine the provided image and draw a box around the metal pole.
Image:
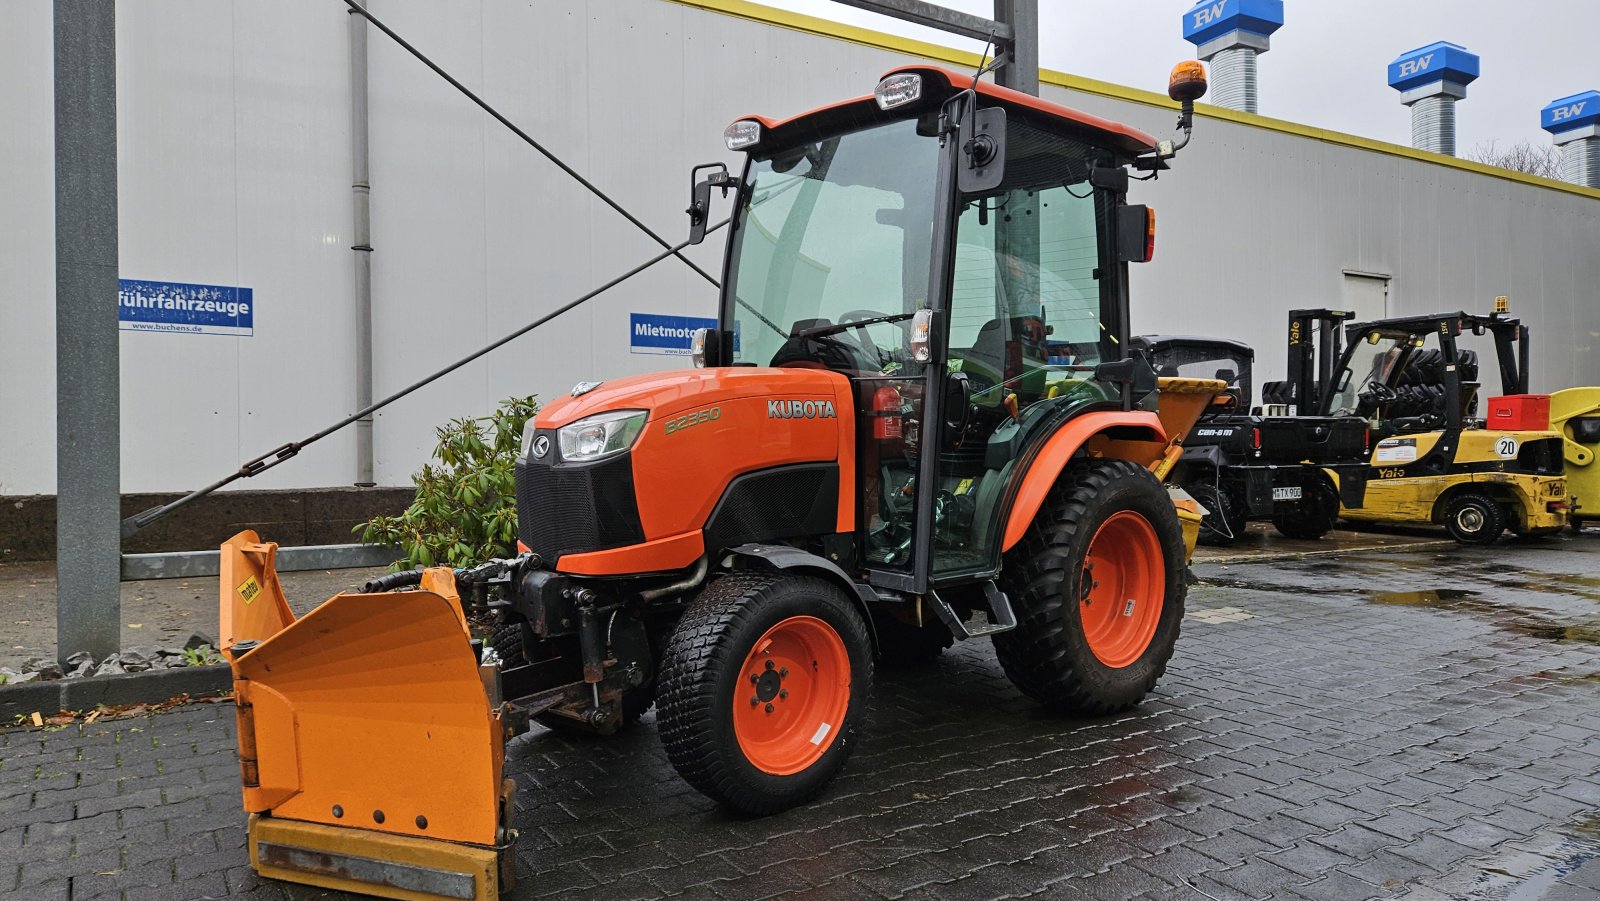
[993,0,1037,95]
[349,2,375,486]
[54,0,120,665]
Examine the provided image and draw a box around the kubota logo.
[1397,54,1434,78]
[767,399,837,420]
[1192,1,1227,28]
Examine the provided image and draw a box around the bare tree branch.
[1466,140,1562,179]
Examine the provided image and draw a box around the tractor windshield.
[723,118,940,373]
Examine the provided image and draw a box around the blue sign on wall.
[630,312,715,355]
[119,279,253,337]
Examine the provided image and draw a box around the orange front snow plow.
[220,531,516,900]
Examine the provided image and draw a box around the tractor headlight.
[557,410,647,462]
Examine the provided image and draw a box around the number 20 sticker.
[1495,436,1519,459]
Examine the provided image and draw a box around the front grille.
[516,432,644,562]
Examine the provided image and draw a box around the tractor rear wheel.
[1271,472,1340,540]
[995,460,1186,716]
[1443,492,1506,544]
[657,572,872,815]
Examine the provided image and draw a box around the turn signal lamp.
[909,309,934,362]
[724,119,762,151]
[1494,295,1510,314]
[690,327,711,368]
[1168,60,1208,103]
[1145,208,1157,261]
[875,73,923,110]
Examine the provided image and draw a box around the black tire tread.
[657,572,872,815]
[994,460,1185,716]
[1443,492,1507,545]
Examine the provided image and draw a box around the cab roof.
[737,65,1159,158]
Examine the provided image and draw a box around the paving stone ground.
[4,537,1600,900]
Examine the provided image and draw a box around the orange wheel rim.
[1079,511,1165,669]
[732,615,851,776]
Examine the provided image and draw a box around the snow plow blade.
[220,531,516,900]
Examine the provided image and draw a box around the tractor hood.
[536,367,851,429]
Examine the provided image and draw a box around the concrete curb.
[0,664,229,721]
[1197,539,1458,567]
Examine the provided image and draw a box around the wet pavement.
[4,536,1600,899]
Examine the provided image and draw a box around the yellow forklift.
[1317,304,1568,544]
[1551,387,1600,529]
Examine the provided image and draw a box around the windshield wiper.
[794,312,915,341]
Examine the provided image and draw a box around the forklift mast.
[1287,309,1353,415]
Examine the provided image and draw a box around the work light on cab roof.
[724,119,761,151]
[874,72,922,110]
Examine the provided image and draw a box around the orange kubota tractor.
[219,62,1217,900]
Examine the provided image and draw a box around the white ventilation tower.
[1542,91,1600,187]
[1387,42,1480,157]
[1181,0,1283,115]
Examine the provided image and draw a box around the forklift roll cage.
[1321,310,1532,433]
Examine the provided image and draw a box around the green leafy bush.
[358,395,538,569]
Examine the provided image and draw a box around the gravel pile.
[0,632,220,684]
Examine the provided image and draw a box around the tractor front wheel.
[657,572,872,815]
[1443,492,1506,544]
[995,460,1186,716]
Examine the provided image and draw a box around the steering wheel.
[1360,382,1397,404]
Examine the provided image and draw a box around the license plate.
[1273,487,1303,501]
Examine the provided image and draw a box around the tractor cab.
[692,66,1190,595]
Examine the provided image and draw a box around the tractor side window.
[947,130,1105,412]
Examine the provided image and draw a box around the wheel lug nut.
[750,696,759,706]
[764,703,774,713]
[765,660,775,671]
[750,674,759,684]
[779,668,788,678]
[779,690,789,699]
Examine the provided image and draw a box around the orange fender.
[1000,411,1167,552]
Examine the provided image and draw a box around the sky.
[762,1,1596,155]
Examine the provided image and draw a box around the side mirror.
[956,96,1006,195]
[687,162,737,245]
